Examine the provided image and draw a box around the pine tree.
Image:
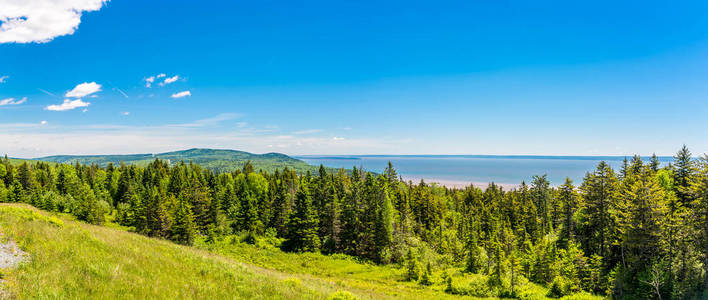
[531,175,552,234]
[674,145,695,206]
[406,248,420,281]
[269,178,292,237]
[579,161,618,260]
[340,167,361,255]
[171,194,196,245]
[466,234,485,273]
[615,166,666,297]
[419,261,433,286]
[558,177,579,249]
[283,180,320,252]
[142,187,171,238]
[691,155,708,291]
[650,153,661,172]
[373,176,394,262]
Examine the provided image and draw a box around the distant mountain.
[35,148,317,173]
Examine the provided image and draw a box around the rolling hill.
[0,204,599,299]
[34,148,318,173]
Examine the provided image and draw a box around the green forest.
[35,148,318,174]
[2,145,708,299]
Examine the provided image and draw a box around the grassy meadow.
[0,203,601,299]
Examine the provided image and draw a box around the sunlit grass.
[0,204,327,299]
[0,204,602,299]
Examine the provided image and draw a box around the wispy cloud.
[121,111,130,116]
[171,90,191,98]
[0,97,27,106]
[65,82,101,98]
[171,113,242,128]
[293,129,322,135]
[45,99,90,111]
[0,0,108,44]
[0,113,407,157]
[38,88,58,97]
[113,87,129,98]
[0,75,8,83]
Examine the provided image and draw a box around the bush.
[467,274,492,297]
[241,231,257,245]
[328,290,358,300]
[419,262,433,286]
[547,276,572,298]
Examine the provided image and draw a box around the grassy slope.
[34,148,317,173]
[0,204,600,300]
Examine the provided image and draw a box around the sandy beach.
[401,177,520,190]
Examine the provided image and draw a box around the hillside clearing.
[0,204,599,299]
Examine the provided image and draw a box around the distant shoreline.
[401,177,520,190]
[297,154,675,162]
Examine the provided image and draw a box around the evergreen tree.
[691,155,708,291]
[650,153,661,172]
[406,248,420,281]
[283,180,320,252]
[674,145,695,206]
[558,177,579,249]
[340,167,361,255]
[579,161,618,260]
[171,194,196,245]
[615,166,666,298]
[531,175,552,234]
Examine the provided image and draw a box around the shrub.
[467,274,492,297]
[419,262,433,286]
[547,276,572,298]
[328,290,358,300]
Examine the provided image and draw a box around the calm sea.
[296,155,674,187]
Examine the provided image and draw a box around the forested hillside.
[2,146,708,299]
[35,148,316,173]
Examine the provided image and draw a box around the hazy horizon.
[3,148,691,160]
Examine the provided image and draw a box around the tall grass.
[0,204,602,299]
[0,204,327,299]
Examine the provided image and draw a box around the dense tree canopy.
[2,146,708,299]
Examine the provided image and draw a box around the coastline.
[401,177,520,190]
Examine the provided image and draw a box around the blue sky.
[1,0,708,157]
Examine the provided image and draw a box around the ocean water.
[296,155,674,187]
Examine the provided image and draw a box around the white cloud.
[40,120,47,125]
[332,137,345,141]
[45,99,90,111]
[145,74,180,87]
[0,97,27,106]
[0,75,8,83]
[122,111,130,116]
[171,90,191,98]
[144,76,155,87]
[82,108,88,113]
[159,75,179,86]
[0,0,108,44]
[65,82,101,98]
